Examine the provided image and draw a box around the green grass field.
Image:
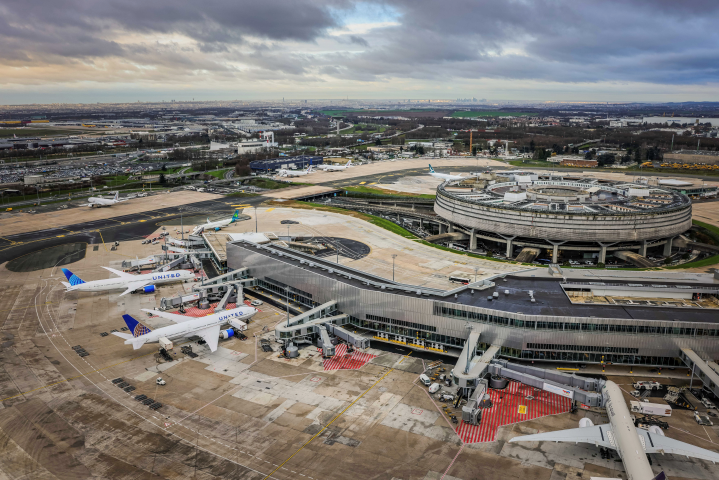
[450,111,535,118]
[666,254,719,269]
[203,168,232,179]
[342,185,435,199]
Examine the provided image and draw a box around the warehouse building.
[249,155,323,173]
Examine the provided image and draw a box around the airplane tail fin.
[230,209,240,223]
[122,314,152,338]
[61,268,85,286]
[114,191,119,201]
[428,164,435,173]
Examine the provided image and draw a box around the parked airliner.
[83,191,126,208]
[510,381,719,480]
[112,305,258,352]
[192,209,241,235]
[317,160,353,171]
[428,164,471,181]
[60,267,194,296]
[277,165,313,177]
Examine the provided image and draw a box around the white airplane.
[191,209,241,235]
[83,191,125,208]
[277,165,313,177]
[60,266,194,296]
[112,305,258,352]
[317,160,353,171]
[428,164,472,182]
[510,380,719,480]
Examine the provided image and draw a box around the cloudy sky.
[1,0,718,104]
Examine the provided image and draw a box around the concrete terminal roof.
[229,241,719,323]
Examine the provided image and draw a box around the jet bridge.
[152,254,195,272]
[317,325,336,357]
[200,268,250,286]
[326,323,370,349]
[680,348,719,399]
[487,359,604,406]
[214,284,241,313]
[167,235,205,247]
[451,331,491,390]
[460,359,605,426]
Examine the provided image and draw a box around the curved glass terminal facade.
[228,241,718,368]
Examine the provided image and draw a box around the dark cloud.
[1,0,718,91]
[348,35,369,47]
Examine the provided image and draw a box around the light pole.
[254,206,258,233]
[285,286,291,327]
[391,254,398,282]
[464,323,472,374]
[179,207,185,240]
[287,225,290,241]
[474,266,479,284]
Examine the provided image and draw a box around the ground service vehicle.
[630,401,672,417]
[633,381,661,390]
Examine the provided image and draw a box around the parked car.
[250,299,263,306]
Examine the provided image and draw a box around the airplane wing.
[638,429,719,463]
[193,324,220,352]
[141,308,194,324]
[102,266,134,278]
[118,280,152,297]
[509,424,614,449]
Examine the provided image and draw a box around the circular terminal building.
[433,172,692,265]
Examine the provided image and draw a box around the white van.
[429,383,441,394]
[419,374,431,386]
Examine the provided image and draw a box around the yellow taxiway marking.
[369,182,377,185]
[262,351,411,480]
[138,219,146,222]
[56,235,65,238]
[359,181,366,185]
[265,208,275,213]
[231,204,251,207]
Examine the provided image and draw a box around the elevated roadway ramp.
[514,247,540,263]
[451,332,499,392]
[613,250,656,268]
[424,232,468,244]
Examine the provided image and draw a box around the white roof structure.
[228,232,271,244]
[659,179,693,187]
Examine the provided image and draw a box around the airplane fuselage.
[130,307,256,345]
[430,172,464,181]
[88,197,119,207]
[197,219,232,231]
[69,270,194,293]
[602,381,654,480]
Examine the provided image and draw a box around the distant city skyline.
[1,0,718,104]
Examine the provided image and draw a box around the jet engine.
[648,425,665,436]
[143,285,156,293]
[579,418,595,428]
